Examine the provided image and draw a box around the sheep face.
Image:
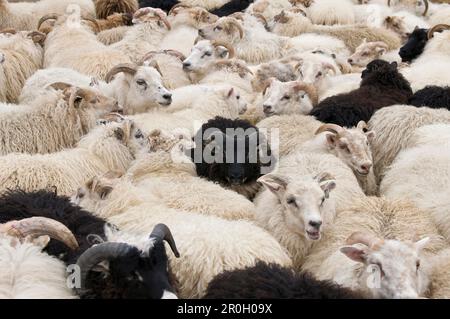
[348,40,388,68]
[262,79,314,116]
[258,173,336,241]
[251,62,297,92]
[198,17,244,45]
[340,235,430,299]
[182,40,230,73]
[169,6,218,28]
[223,87,247,115]
[384,16,409,41]
[399,27,428,62]
[129,66,172,108]
[296,59,338,85]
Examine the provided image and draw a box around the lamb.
[0,119,147,196]
[260,78,318,117]
[347,39,401,69]
[0,84,121,155]
[398,26,429,62]
[0,30,45,103]
[270,8,401,52]
[94,0,138,19]
[380,126,450,240]
[368,105,450,183]
[74,175,293,298]
[190,116,275,199]
[203,261,366,299]
[0,0,95,31]
[302,197,447,298]
[310,60,413,128]
[19,63,172,115]
[409,86,450,109]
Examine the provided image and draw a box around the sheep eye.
[340,144,350,153]
[282,95,290,100]
[316,71,323,77]
[134,129,144,139]
[214,26,223,31]
[416,260,421,270]
[136,79,146,86]
[78,192,85,199]
[236,95,240,100]
[286,197,297,206]
[320,197,325,206]
[205,51,212,56]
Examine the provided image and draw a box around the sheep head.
[251,61,297,92]
[295,56,340,84]
[182,40,235,74]
[262,78,317,117]
[316,121,375,176]
[348,40,389,67]
[168,4,218,28]
[340,232,430,298]
[198,17,244,44]
[258,172,336,241]
[399,26,429,62]
[384,16,409,40]
[132,7,171,30]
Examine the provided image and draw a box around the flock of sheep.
[1,0,450,299]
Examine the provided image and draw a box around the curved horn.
[0,28,16,35]
[315,123,344,136]
[212,40,235,59]
[427,24,450,39]
[28,31,46,45]
[168,3,192,16]
[227,18,244,39]
[163,49,186,61]
[147,60,163,76]
[154,10,172,30]
[76,242,135,288]
[68,87,88,108]
[293,82,319,106]
[229,12,244,21]
[422,0,429,17]
[357,121,368,131]
[37,14,59,31]
[82,17,101,33]
[0,217,78,250]
[105,63,138,83]
[149,224,180,258]
[346,231,384,250]
[322,62,339,76]
[140,51,160,64]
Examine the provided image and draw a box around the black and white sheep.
[399,27,429,63]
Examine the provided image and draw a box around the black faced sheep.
[211,0,254,17]
[203,261,367,299]
[190,116,275,199]
[399,27,429,63]
[409,86,450,110]
[76,224,180,299]
[310,60,413,128]
[0,189,106,265]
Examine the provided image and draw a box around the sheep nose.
[348,58,353,64]
[263,104,272,113]
[360,163,372,173]
[163,93,172,101]
[182,62,191,70]
[198,29,205,37]
[309,221,322,229]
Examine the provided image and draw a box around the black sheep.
[138,0,179,12]
[310,60,412,128]
[399,27,429,63]
[409,86,450,110]
[211,0,254,17]
[190,116,275,199]
[203,261,367,299]
[0,189,106,264]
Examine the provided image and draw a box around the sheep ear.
[258,174,289,195]
[29,235,51,249]
[216,46,229,58]
[415,237,430,251]
[325,132,338,148]
[390,61,398,69]
[114,127,125,141]
[226,87,234,98]
[365,130,375,142]
[99,186,113,199]
[340,246,367,263]
[315,172,336,198]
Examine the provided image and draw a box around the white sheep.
[347,39,401,69]
[0,120,146,196]
[306,0,356,25]
[0,84,120,155]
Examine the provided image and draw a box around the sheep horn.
[251,13,268,29]
[427,24,450,39]
[293,82,319,106]
[0,217,78,250]
[140,51,160,64]
[346,231,384,250]
[149,224,180,258]
[422,0,429,17]
[322,62,339,76]
[229,12,244,21]
[28,31,46,45]
[147,60,163,76]
[76,242,135,288]
[168,3,192,16]
[105,63,138,83]
[357,121,368,131]
[163,49,186,61]
[37,14,59,31]
[315,123,344,136]
[154,10,172,30]
[212,40,235,59]
[0,28,16,35]
[103,112,126,123]
[227,18,244,39]
[82,17,101,33]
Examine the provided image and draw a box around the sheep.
[83,12,134,33]
[383,13,429,41]
[1,84,122,155]
[368,105,450,183]
[347,39,401,69]
[0,30,45,103]
[428,5,450,26]
[306,0,356,25]
[42,13,133,80]
[310,60,413,128]
[20,63,172,115]
[302,197,447,298]
[121,129,256,221]
[75,223,181,299]
[398,26,429,62]
[210,0,254,17]
[203,261,366,299]
[158,5,219,57]
[96,25,132,45]
[138,0,179,12]
[409,86,450,109]
[427,248,450,298]
[73,175,293,298]
[190,116,275,199]
[0,232,76,299]
[380,127,450,241]
[250,58,298,93]
[140,50,191,89]
[0,0,95,31]
[270,7,401,52]
[94,0,138,19]
[0,189,107,265]
[0,119,147,196]
[260,78,317,117]
[246,0,293,22]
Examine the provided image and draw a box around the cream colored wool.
[0,32,43,103]
[97,26,131,45]
[307,0,355,25]
[427,248,450,298]
[0,234,77,299]
[0,121,143,196]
